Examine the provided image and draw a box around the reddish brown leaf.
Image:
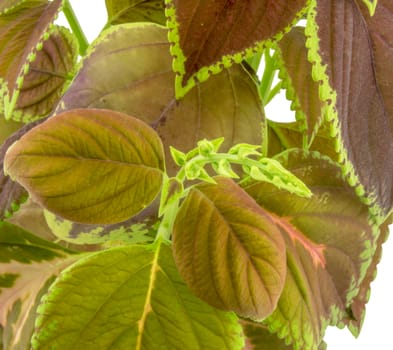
[167,0,309,96]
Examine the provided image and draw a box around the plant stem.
[156,198,180,242]
[63,0,89,56]
[259,49,277,105]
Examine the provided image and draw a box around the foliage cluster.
[0,0,392,349]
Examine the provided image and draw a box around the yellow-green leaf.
[4,108,165,224]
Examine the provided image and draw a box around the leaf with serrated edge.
[105,0,166,26]
[0,221,76,349]
[277,27,323,144]
[165,0,309,98]
[32,242,244,350]
[173,176,287,321]
[58,23,263,175]
[243,150,374,350]
[4,108,165,224]
[306,0,393,219]
[241,320,292,350]
[0,0,71,122]
[11,25,78,122]
[343,216,391,336]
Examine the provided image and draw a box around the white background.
[57,2,393,349]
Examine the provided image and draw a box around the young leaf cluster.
[0,0,392,349]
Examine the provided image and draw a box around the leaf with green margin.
[267,121,338,162]
[360,0,378,15]
[306,0,393,219]
[0,0,70,122]
[57,23,263,175]
[241,320,292,350]
[10,25,78,122]
[342,216,391,336]
[173,176,287,321]
[4,108,165,224]
[165,0,310,98]
[277,27,323,145]
[0,119,44,220]
[43,209,156,246]
[32,242,244,350]
[0,221,77,350]
[105,0,165,26]
[243,149,374,350]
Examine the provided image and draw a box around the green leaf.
[58,23,263,175]
[165,0,309,97]
[173,176,287,321]
[277,27,323,145]
[306,0,393,219]
[32,242,244,349]
[241,320,292,350]
[4,108,165,224]
[105,0,166,26]
[0,221,76,350]
[243,150,375,350]
[0,0,75,122]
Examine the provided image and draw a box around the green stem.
[63,0,89,56]
[156,197,180,242]
[259,49,277,105]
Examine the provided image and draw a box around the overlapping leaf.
[343,217,391,336]
[0,119,44,220]
[58,23,263,175]
[4,108,165,224]
[43,210,156,246]
[243,150,374,350]
[267,121,337,161]
[165,0,309,97]
[0,221,76,350]
[0,0,26,14]
[32,242,244,349]
[277,26,323,144]
[306,0,393,218]
[105,0,165,26]
[173,176,287,321]
[241,320,292,350]
[0,0,78,122]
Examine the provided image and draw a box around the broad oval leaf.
[173,176,287,321]
[306,0,393,218]
[166,0,309,97]
[105,0,166,26]
[0,0,77,122]
[4,108,165,224]
[0,221,76,350]
[243,150,375,350]
[58,23,263,175]
[32,242,244,350]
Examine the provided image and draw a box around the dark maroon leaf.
[166,0,309,96]
[308,0,393,217]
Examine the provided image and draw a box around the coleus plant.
[0,0,392,349]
